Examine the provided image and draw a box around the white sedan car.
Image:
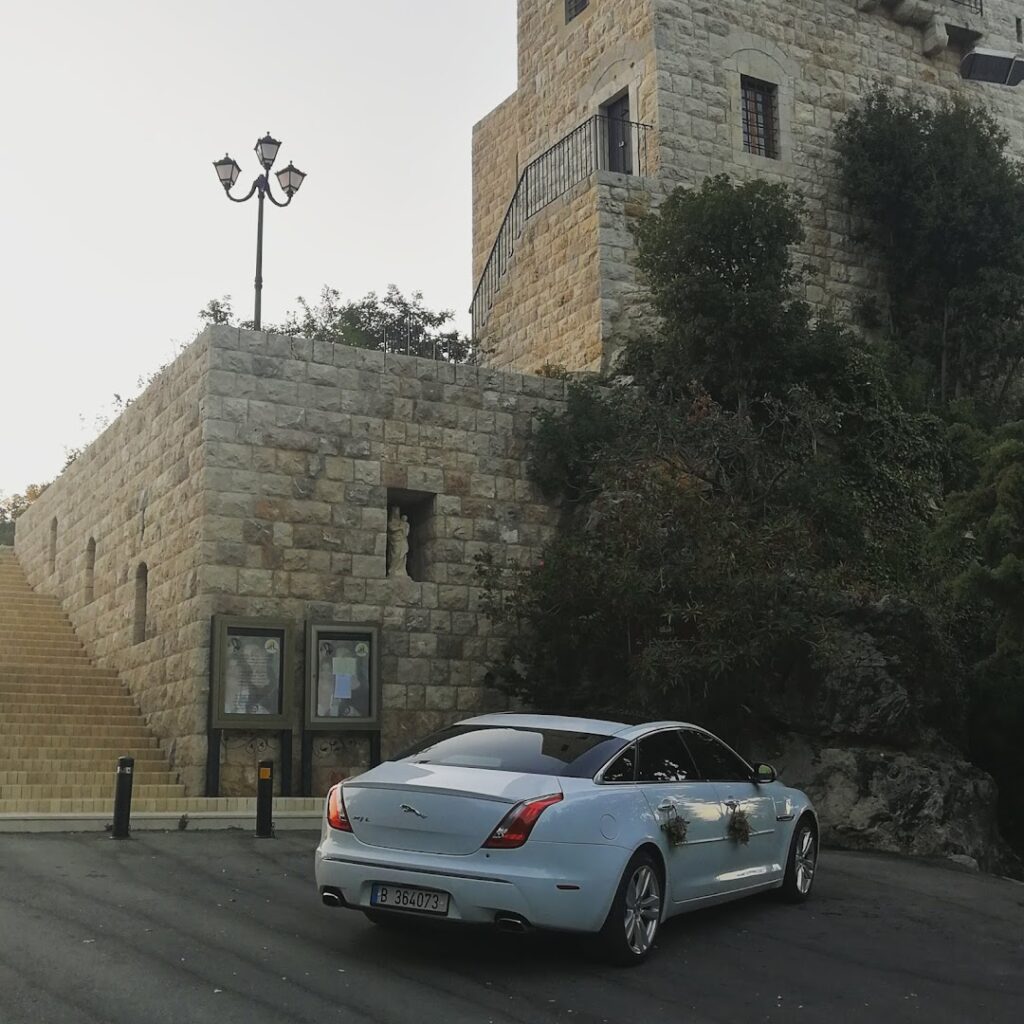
[314,713,818,964]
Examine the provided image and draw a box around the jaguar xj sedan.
[314,714,818,964]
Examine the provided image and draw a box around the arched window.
[48,518,58,574]
[85,538,96,603]
[133,563,148,644]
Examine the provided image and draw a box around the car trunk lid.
[342,761,562,855]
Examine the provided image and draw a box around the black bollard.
[111,755,135,840]
[256,759,274,838]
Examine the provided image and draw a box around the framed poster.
[211,616,294,730]
[305,623,380,731]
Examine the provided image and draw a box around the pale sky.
[0,0,517,497]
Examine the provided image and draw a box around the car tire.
[596,849,664,966]
[780,815,817,903]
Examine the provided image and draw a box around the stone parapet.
[14,327,566,795]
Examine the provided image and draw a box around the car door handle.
[724,799,739,811]
[657,801,676,812]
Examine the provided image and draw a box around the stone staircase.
[0,548,321,831]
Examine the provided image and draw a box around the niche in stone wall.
[385,489,437,583]
[133,562,148,644]
[85,537,96,604]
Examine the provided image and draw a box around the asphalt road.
[0,831,1021,1024]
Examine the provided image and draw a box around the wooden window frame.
[741,75,780,160]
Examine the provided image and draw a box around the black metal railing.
[471,114,653,339]
[947,0,982,13]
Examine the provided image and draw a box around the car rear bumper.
[314,831,626,933]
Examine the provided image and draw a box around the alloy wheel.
[623,863,662,955]
[795,826,816,895]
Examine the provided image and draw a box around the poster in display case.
[305,623,380,731]
[210,616,293,730]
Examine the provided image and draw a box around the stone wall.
[472,0,1024,371]
[472,94,521,285]
[480,179,604,373]
[13,326,566,797]
[516,0,659,159]
[199,327,566,792]
[15,336,213,792]
[649,0,1024,316]
[472,0,660,368]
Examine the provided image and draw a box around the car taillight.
[326,783,352,832]
[482,793,562,849]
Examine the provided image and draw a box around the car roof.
[458,713,702,741]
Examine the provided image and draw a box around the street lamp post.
[213,133,307,330]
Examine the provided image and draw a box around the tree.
[626,176,809,417]
[200,285,474,363]
[934,424,1024,849]
[480,177,954,756]
[836,92,1024,413]
[837,92,1024,853]
[0,483,49,544]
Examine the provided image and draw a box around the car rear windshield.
[396,725,626,777]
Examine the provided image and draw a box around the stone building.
[13,326,566,796]
[471,0,1024,374]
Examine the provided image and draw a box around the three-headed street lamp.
[213,133,307,330]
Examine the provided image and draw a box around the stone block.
[425,686,457,711]
[351,554,386,579]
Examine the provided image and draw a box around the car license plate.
[370,883,450,916]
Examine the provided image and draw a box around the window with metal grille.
[741,76,780,159]
[566,0,589,23]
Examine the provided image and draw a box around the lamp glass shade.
[255,133,282,170]
[213,155,242,189]
[276,162,306,197]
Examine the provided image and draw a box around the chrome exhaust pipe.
[494,913,529,933]
[321,888,344,908]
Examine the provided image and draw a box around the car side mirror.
[753,763,777,784]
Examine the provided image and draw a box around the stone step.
[0,666,120,679]
[0,625,83,636]
[0,680,123,693]
[0,707,145,722]
[0,638,87,648]
[0,598,70,603]
[0,783,187,800]
[0,605,71,613]
[0,752,169,768]
[0,688,131,704]
[0,693,136,709]
[0,656,99,670]
[0,623,79,633]
[0,607,75,617]
[0,723,156,739]
[0,690,131,705]
[0,553,180,806]
[0,642,90,653]
[0,683,128,698]
[0,606,63,613]
[0,770,180,786]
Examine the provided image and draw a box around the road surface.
[0,831,1021,1024]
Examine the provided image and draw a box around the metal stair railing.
[471,114,653,339]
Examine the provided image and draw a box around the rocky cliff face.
[774,738,1019,876]
[753,598,1021,877]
